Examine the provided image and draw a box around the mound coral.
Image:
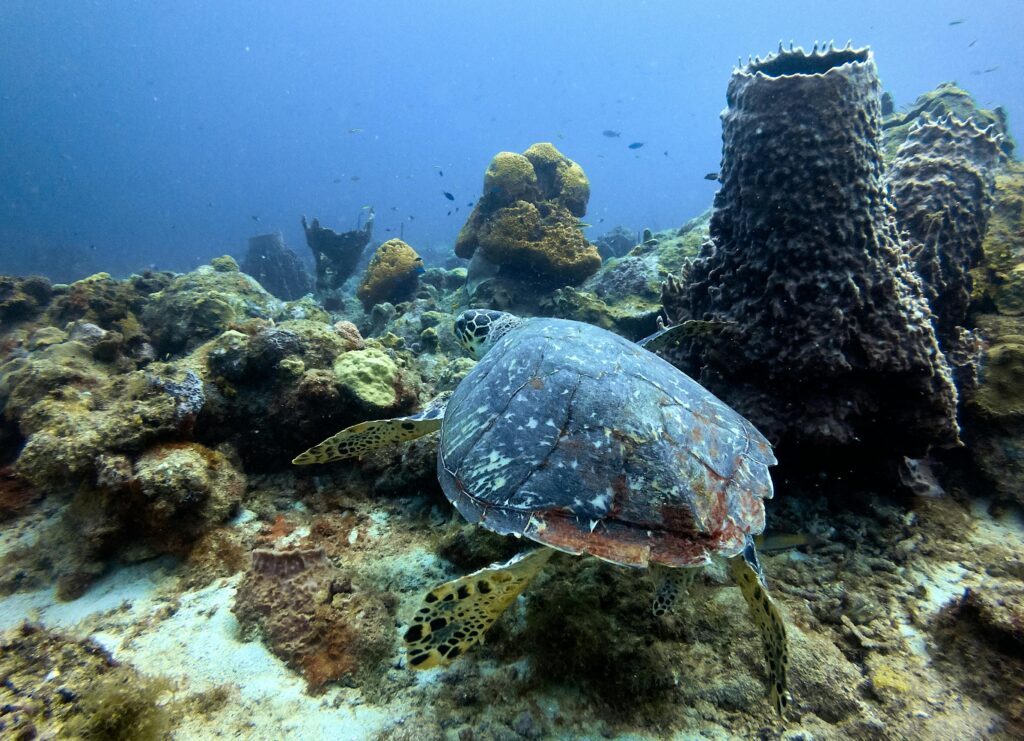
[357,239,424,310]
[455,143,600,307]
[333,347,400,411]
[475,200,600,286]
[663,44,959,462]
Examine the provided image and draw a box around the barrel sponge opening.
[749,47,869,77]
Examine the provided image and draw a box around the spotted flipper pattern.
[292,392,450,465]
[651,564,698,616]
[404,548,554,669]
[729,541,790,717]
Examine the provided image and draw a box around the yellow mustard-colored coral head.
[484,152,539,205]
[357,238,424,309]
[333,347,399,410]
[523,143,590,217]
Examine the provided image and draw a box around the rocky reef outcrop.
[663,44,960,466]
[241,233,313,301]
[455,143,600,311]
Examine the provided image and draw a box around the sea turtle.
[294,309,790,716]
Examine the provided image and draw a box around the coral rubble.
[664,44,960,466]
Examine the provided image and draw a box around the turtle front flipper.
[728,539,790,718]
[651,564,697,616]
[404,548,554,669]
[292,392,451,465]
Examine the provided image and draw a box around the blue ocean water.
[1,0,1021,279]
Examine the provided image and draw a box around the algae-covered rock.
[334,347,400,410]
[142,260,281,355]
[0,623,175,740]
[973,160,1024,315]
[0,274,52,326]
[133,441,243,540]
[357,239,425,310]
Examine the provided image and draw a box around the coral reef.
[962,313,1024,506]
[232,546,395,691]
[973,160,1024,315]
[663,44,959,466]
[241,232,313,300]
[303,213,374,301]
[333,347,401,411]
[888,114,1005,343]
[455,143,600,310]
[0,275,52,327]
[356,238,424,310]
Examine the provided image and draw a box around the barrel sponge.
[356,238,424,309]
[523,142,590,217]
[664,43,959,457]
[476,200,601,285]
[889,114,1005,338]
[483,151,539,205]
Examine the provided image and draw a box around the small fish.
[409,215,415,220]
[968,39,977,48]
[391,206,398,211]
[348,127,364,133]
[628,142,645,149]
[703,172,720,181]
[447,210,452,216]
[443,191,455,201]
[439,169,444,177]
[350,175,360,181]
[948,19,966,26]
[575,221,593,229]
[602,130,621,138]
[663,151,669,156]
[251,215,260,222]
[332,178,341,184]
[466,201,474,207]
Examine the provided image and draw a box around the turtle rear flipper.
[651,564,697,616]
[292,392,451,465]
[728,539,789,718]
[404,548,554,669]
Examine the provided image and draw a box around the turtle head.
[454,309,522,359]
